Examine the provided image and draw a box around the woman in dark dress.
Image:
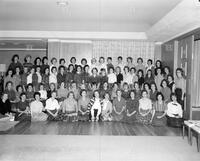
[15,93,31,121]
[65,64,74,89]
[115,66,123,87]
[137,69,144,88]
[7,54,23,74]
[134,81,141,100]
[42,67,50,90]
[4,81,16,102]
[57,65,66,88]
[23,55,33,72]
[41,56,49,74]
[123,90,139,124]
[0,93,12,115]
[144,69,154,85]
[150,82,158,103]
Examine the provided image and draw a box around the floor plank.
[0,121,182,136]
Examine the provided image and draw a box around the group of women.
[0,54,185,126]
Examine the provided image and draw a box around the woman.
[89,68,100,90]
[130,67,138,87]
[160,79,171,103]
[49,66,58,88]
[23,55,33,71]
[167,74,175,92]
[45,91,60,121]
[35,66,42,91]
[152,92,167,126]
[137,69,144,88]
[154,67,164,91]
[13,66,22,90]
[15,93,31,121]
[144,69,154,85]
[21,66,29,91]
[112,90,126,121]
[30,92,47,121]
[100,81,109,99]
[47,83,56,99]
[38,83,47,101]
[166,93,183,127]
[57,82,68,102]
[149,82,158,103]
[77,90,90,121]
[107,67,117,87]
[34,57,42,69]
[121,82,130,101]
[74,65,83,87]
[137,90,153,124]
[49,57,58,74]
[123,66,132,86]
[65,64,75,89]
[123,90,139,124]
[70,57,78,74]
[69,81,80,100]
[135,57,146,75]
[111,82,119,101]
[175,68,186,107]
[42,67,50,90]
[8,54,23,74]
[4,69,15,89]
[15,85,23,102]
[41,56,49,74]
[57,65,66,88]
[60,91,78,122]
[26,83,34,103]
[134,82,141,100]
[4,81,16,102]
[0,93,12,116]
[163,66,170,79]
[88,90,103,122]
[81,65,90,89]
[143,82,151,98]
[101,92,112,121]
[115,66,123,86]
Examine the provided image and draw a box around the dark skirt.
[152,111,167,126]
[46,109,62,121]
[136,112,152,124]
[78,111,89,121]
[122,112,137,124]
[15,112,31,122]
[166,115,183,128]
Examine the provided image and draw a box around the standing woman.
[123,66,132,86]
[111,82,119,101]
[74,65,83,88]
[41,56,49,74]
[33,57,42,69]
[57,65,66,88]
[107,67,117,88]
[112,90,126,121]
[160,79,171,103]
[77,90,90,121]
[134,82,141,100]
[60,91,78,122]
[143,82,151,98]
[149,82,158,103]
[65,64,74,89]
[123,90,139,124]
[101,92,113,121]
[154,67,164,91]
[137,90,154,124]
[115,66,123,87]
[23,55,33,72]
[175,68,186,108]
[70,57,78,74]
[8,54,23,73]
[30,92,47,121]
[135,57,146,75]
[152,92,167,126]
[4,69,15,89]
[144,69,154,85]
[42,67,50,90]
[163,66,171,79]
[15,93,31,121]
[137,69,145,88]
[49,67,58,88]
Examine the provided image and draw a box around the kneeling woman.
[30,92,48,121]
[60,91,78,122]
[88,90,103,122]
[112,90,126,121]
[101,92,112,121]
[137,90,153,124]
[15,93,31,121]
[123,90,139,124]
[78,90,90,121]
[152,92,167,126]
[45,91,61,121]
[166,93,183,127]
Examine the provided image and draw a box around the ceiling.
[0,0,182,32]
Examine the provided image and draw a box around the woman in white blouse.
[30,92,47,121]
[137,90,154,124]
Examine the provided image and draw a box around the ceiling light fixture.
[57,0,68,6]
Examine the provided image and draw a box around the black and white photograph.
[0,0,200,160]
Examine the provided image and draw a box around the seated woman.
[160,79,171,103]
[60,91,78,122]
[100,81,110,99]
[26,83,35,103]
[38,83,47,101]
[15,93,31,121]
[4,81,16,103]
[0,93,12,121]
[137,90,154,124]
[112,90,126,121]
[88,90,103,122]
[15,85,24,103]
[101,92,112,121]
[111,82,118,101]
[69,81,80,100]
[47,83,56,99]
[77,90,90,121]
[123,90,139,124]
[166,93,183,127]
[121,82,130,101]
[45,91,61,121]
[30,92,48,121]
[57,82,68,102]
[152,92,167,126]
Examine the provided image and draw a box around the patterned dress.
[77,97,90,121]
[112,97,126,121]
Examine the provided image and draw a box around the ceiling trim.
[0,31,147,40]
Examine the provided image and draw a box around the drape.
[192,40,200,106]
[48,40,155,67]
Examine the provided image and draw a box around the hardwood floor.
[0,121,182,136]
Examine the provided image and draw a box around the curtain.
[192,40,200,106]
[48,40,155,67]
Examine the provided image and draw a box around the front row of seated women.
[0,89,183,126]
